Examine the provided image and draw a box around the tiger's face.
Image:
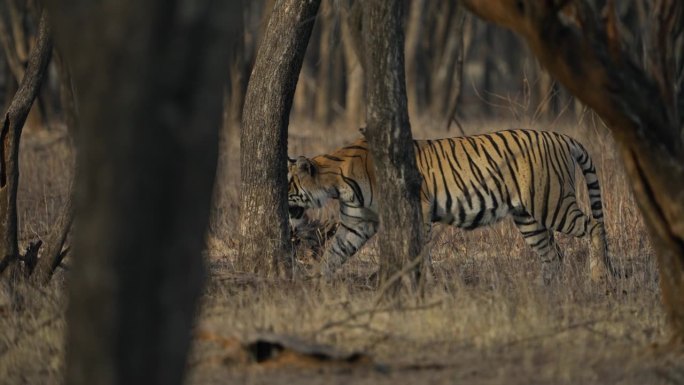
[287,156,329,227]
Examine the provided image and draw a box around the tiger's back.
[413,129,601,232]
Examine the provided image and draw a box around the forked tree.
[461,0,684,344]
[362,0,425,294]
[0,10,51,278]
[0,10,79,285]
[45,0,239,383]
[239,0,321,276]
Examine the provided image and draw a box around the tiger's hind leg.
[513,212,562,285]
[553,203,612,284]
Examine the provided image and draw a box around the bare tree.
[44,1,239,384]
[239,0,321,276]
[0,10,51,277]
[462,0,684,344]
[362,0,425,295]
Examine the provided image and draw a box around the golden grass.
[2,117,683,384]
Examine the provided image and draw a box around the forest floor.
[1,118,683,384]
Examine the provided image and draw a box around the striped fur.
[288,129,613,283]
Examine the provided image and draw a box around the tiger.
[288,129,613,284]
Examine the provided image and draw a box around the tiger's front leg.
[319,214,378,280]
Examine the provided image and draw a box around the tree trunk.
[30,47,78,285]
[0,2,47,133]
[31,190,72,285]
[431,3,467,125]
[225,0,247,136]
[239,0,321,276]
[45,0,238,383]
[340,2,364,128]
[482,23,495,116]
[0,4,26,83]
[404,0,426,118]
[462,0,684,345]
[314,0,334,126]
[0,10,51,277]
[362,0,424,296]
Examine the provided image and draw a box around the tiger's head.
[287,156,331,227]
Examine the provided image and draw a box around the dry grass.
[2,118,684,384]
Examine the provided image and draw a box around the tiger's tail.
[570,139,604,222]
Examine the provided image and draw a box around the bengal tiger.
[288,129,613,284]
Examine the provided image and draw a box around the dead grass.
[2,118,683,385]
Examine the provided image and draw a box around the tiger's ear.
[296,156,315,176]
[288,157,296,165]
[359,126,367,137]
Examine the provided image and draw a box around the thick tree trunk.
[45,0,238,383]
[362,0,424,295]
[0,10,51,277]
[239,0,321,276]
[462,0,684,345]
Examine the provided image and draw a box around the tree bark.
[0,10,51,277]
[462,0,684,345]
[44,0,238,383]
[239,0,321,276]
[362,0,424,296]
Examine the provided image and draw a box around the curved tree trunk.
[362,0,424,296]
[0,10,51,277]
[462,0,684,344]
[45,0,238,383]
[239,0,321,276]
